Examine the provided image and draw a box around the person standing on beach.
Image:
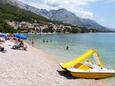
[32,39,34,47]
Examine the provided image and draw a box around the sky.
[18,0,115,29]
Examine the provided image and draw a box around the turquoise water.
[27,33,115,69]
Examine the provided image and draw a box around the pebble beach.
[0,41,114,86]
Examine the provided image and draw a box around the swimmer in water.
[46,39,48,43]
[66,46,69,50]
[43,39,45,43]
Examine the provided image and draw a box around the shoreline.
[0,40,114,86]
[28,43,60,67]
[26,32,115,35]
[25,41,62,63]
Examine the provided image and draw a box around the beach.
[0,41,114,86]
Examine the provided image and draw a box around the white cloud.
[100,19,105,22]
[18,0,96,19]
[76,9,95,19]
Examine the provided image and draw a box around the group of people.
[12,38,27,50]
[0,35,27,53]
[43,39,51,43]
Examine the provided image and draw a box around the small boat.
[67,66,115,79]
[60,49,115,79]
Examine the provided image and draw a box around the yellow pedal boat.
[60,49,115,79]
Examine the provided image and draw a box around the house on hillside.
[17,21,41,33]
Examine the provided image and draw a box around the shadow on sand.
[57,70,78,79]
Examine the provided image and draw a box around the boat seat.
[74,63,91,70]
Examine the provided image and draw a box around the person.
[66,46,69,50]
[12,39,27,50]
[15,39,20,45]
[0,42,5,52]
[12,39,20,49]
[19,40,24,47]
[43,39,45,43]
[46,39,48,43]
[19,40,27,50]
[23,45,27,50]
[32,39,34,47]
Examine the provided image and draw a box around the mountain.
[0,0,112,33]
[46,9,83,25]
[6,0,111,31]
[39,9,110,31]
[11,1,110,31]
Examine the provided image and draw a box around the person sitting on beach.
[19,40,27,50]
[0,42,5,52]
[19,40,24,47]
[12,39,21,49]
[12,39,27,50]
[0,37,5,42]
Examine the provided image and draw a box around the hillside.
[36,9,110,32]
[0,0,110,33]
[0,2,50,33]
[13,1,111,32]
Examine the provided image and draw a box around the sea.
[26,33,115,69]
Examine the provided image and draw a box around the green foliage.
[42,28,49,33]
[0,3,49,22]
[0,19,17,33]
[0,3,49,33]
[0,3,102,34]
[48,25,55,33]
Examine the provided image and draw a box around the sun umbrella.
[0,33,7,37]
[14,33,28,40]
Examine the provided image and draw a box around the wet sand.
[0,41,114,86]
